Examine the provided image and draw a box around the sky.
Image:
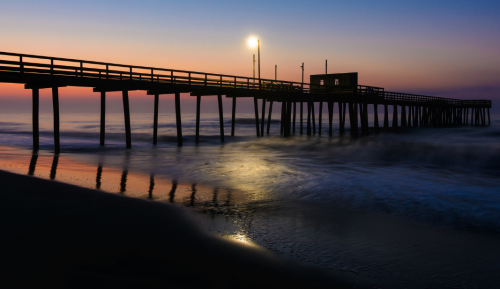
[0,0,499,113]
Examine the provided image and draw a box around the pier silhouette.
[0,51,492,153]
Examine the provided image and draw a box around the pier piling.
[196,95,201,143]
[260,98,266,136]
[231,97,236,136]
[267,101,273,134]
[153,93,159,145]
[122,90,132,148]
[100,91,106,146]
[32,88,39,151]
[217,94,224,143]
[52,87,60,154]
[253,97,260,137]
[175,92,182,146]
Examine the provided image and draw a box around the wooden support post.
[280,103,284,134]
[231,97,236,136]
[153,93,159,145]
[488,108,491,125]
[363,103,369,134]
[328,101,333,136]
[408,106,413,127]
[307,102,312,135]
[122,90,132,148]
[312,103,316,135]
[100,91,106,146]
[260,98,266,136]
[284,101,291,137]
[174,92,182,146]
[392,105,398,128]
[195,95,201,143]
[52,87,60,154]
[384,105,389,128]
[416,106,420,127]
[401,106,407,127]
[374,104,379,133]
[300,102,303,134]
[253,97,260,136]
[217,94,224,143]
[292,102,296,133]
[267,101,273,134]
[339,102,346,135]
[348,102,356,137]
[318,102,323,135]
[32,88,39,151]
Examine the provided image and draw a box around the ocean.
[1,109,499,288]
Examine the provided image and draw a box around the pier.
[0,51,492,153]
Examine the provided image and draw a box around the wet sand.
[0,169,366,289]
[2,146,500,288]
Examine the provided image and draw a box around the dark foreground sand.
[0,170,365,289]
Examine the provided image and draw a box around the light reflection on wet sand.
[0,146,247,211]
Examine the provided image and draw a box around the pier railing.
[0,51,310,93]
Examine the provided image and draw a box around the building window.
[335,79,339,85]
[320,80,324,85]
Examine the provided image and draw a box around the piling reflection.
[21,153,258,246]
[119,169,128,194]
[24,154,252,217]
[96,164,103,189]
[169,181,177,203]
[148,174,155,199]
[190,184,196,207]
[28,154,38,176]
[50,155,59,180]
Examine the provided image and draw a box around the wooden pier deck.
[0,51,492,153]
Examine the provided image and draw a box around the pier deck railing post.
[32,88,39,152]
[122,90,132,148]
[52,87,60,154]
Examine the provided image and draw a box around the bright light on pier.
[247,37,258,48]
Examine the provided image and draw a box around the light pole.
[253,54,256,85]
[301,62,304,89]
[258,39,260,88]
[248,37,260,87]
